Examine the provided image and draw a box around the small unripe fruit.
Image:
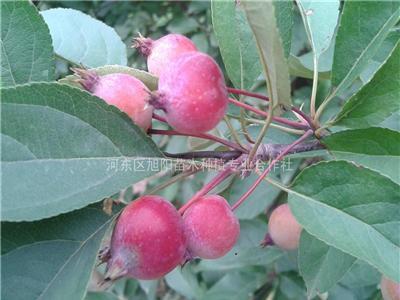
[381,276,400,300]
[183,195,240,259]
[105,195,186,280]
[133,33,197,77]
[154,52,228,134]
[268,204,302,250]
[74,69,153,131]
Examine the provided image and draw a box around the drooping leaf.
[288,161,400,282]
[333,44,400,129]
[41,8,127,67]
[59,65,158,91]
[298,231,356,297]
[1,206,114,300]
[331,1,400,96]
[1,1,54,87]
[1,83,162,221]
[323,127,400,183]
[296,0,340,58]
[242,0,292,109]
[211,0,262,90]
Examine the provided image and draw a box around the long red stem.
[178,167,234,214]
[152,113,167,123]
[231,130,313,211]
[227,87,270,101]
[291,107,315,130]
[228,98,308,129]
[149,129,247,153]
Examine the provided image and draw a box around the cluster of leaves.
[1,1,399,300]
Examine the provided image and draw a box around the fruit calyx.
[71,67,99,92]
[132,33,153,57]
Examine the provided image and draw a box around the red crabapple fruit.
[182,195,240,259]
[152,52,228,134]
[104,195,186,281]
[73,69,153,131]
[381,276,400,300]
[133,33,197,77]
[268,204,302,250]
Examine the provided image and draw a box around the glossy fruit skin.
[106,195,186,280]
[381,276,400,300]
[268,204,302,250]
[92,73,153,131]
[156,52,228,134]
[182,195,240,259]
[74,69,153,131]
[147,34,197,77]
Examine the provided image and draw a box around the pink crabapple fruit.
[381,276,400,300]
[182,195,240,259]
[152,52,228,134]
[104,195,186,281]
[268,203,302,250]
[73,69,153,131]
[133,33,198,77]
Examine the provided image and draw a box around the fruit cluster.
[103,194,239,281]
[75,33,228,135]
[75,34,311,282]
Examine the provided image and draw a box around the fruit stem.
[152,113,167,123]
[228,98,308,130]
[227,114,306,135]
[231,130,313,211]
[148,129,248,153]
[291,106,316,130]
[227,88,316,129]
[227,87,269,101]
[178,167,235,214]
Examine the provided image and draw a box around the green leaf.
[1,83,162,221]
[331,1,400,96]
[273,1,293,59]
[1,1,55,87]
[1,207,114,300]
[196,220,284,272]
[41,8,127,67]
[296,0,340,58]
[360,30,400,84]
[200,271,266,300]
[165,265,204,299]
[59,65,158,91]
[288,55,330,80]
[333,44,400,129]
[228,173,281,220]
[288,161,400,282]
[211,0,262,90]
[212,0,292,90]
[299,231,356,297]
[340,260,381,288]
[323,128,400,183]
[242,0,292,109]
